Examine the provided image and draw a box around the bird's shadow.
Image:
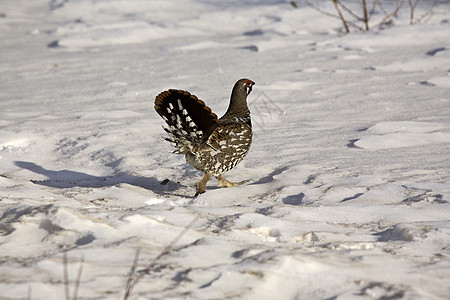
[14,161,177,194]
[14,161,291,198]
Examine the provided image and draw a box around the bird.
[154,78,255,196]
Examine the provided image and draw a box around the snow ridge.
[1,0,450,299]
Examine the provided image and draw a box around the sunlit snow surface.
[1,0,450,299]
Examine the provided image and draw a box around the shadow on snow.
[14,161,171,194]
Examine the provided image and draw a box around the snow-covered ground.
[1,0,450,299]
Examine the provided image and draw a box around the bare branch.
[392,0,406,16]
[124,248,141,299]
[418,0,438,23]
[302,0,434,33]
[376,3,395,28]
[368,0,379,19]
[63,251,70,300]
[391,0,406,17]
[374,0,405,29]
[362,0,370,30]
[375,0,405,29]
[332,0,350,33]
[72,256,84,300]
[123,216,199,300]
[336,0,365,22]
[408,0,421,24]
[303,0,363,32]
[303,0,341,20]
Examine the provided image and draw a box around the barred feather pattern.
[154,89,252,176]
[154,89,219,154]
[187,119,252,176]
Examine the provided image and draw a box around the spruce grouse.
[154,78,255,195]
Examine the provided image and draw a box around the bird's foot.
[195,173,212,196]
[216,175,247,188]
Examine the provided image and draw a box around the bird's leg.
[195,172,212,196]
[216,175,246,188]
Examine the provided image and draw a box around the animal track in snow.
[0,136,31,153]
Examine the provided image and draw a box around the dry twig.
[368,0,379,19]
[337,0,364,21]
[303,0,362,31]
[408,0,420,24]
[123,216,199,300]
[362,0,370,30]
[302,0,436,32]
[332,0,350,32]
[124,248,141,295]
[62,251,84,300]
[418,0,438,23]
[375,0,405,29]
[63,252,70,300]
[72,256,84,300]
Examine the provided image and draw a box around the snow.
[355,121,450,150]
[1,0,450,299]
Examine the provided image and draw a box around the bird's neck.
[222,94,250,120]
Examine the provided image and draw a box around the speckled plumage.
[154,78,255,195]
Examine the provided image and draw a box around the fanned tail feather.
[154,89,219,153]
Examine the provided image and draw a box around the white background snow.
[1,0,450,299]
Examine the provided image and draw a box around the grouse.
[154,78,255,195]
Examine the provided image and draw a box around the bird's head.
[236,78,255,97]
